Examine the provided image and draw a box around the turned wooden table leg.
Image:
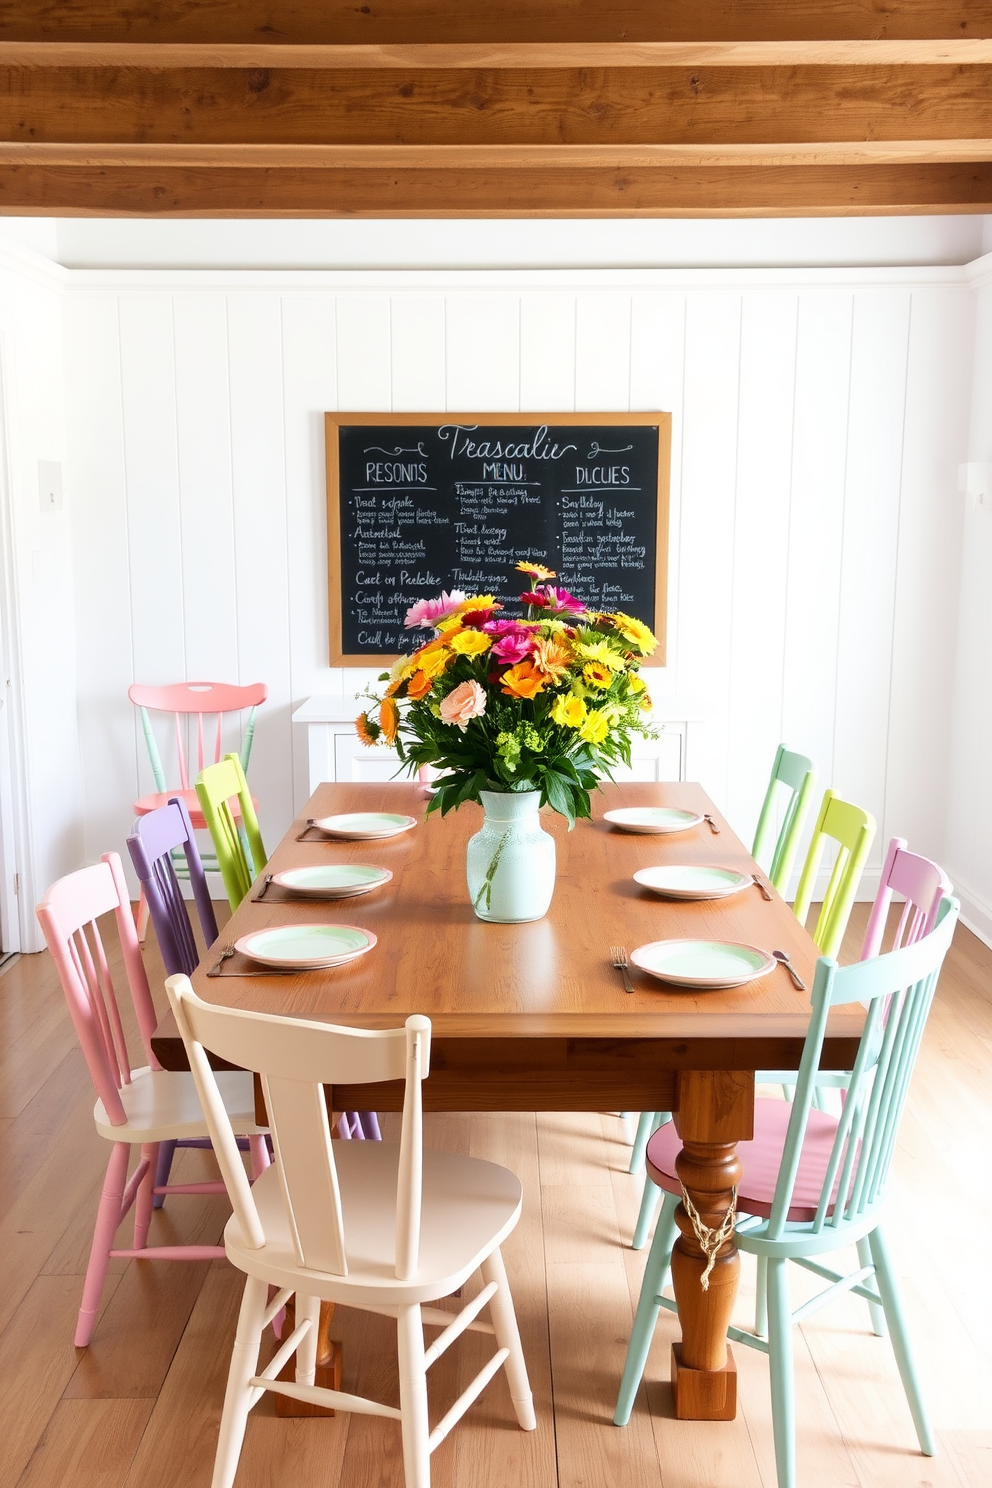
[669,1069,753,1421]
[274,1297,343,1418]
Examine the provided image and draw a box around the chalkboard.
[325,412,671,667]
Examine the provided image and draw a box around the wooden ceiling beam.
[4,41,992,68]
[2,2,989,46]
[3,159,991,216]
[4,65,992,147]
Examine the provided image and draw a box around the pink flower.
[492,631,535,664]
[541,585,586,615]
[439,679,487,732]
[404,589,467,630]
[484,618,531,637]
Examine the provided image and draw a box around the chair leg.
[766,1257,797,1488]
[153,1139,178,1209]
[397,1303,431,1488]
[614,1191,679,1425]
[295,1293,322,1387]
[632,1173,663,1250]
[755,1254,769,1338]
[248,1133,270,1179]
[480,1247,536,1430]
[133,1143,157,1251]
[868,1227,934,1455]
[76,1142,130,1347]
[629,1110,669,1175]
[212,1275,268,1488]
[857,1236,886,1337]
[359,1110,382,1140]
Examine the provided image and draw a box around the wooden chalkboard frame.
[325,410,671,667]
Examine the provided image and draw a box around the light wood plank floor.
[3,903,991,1488]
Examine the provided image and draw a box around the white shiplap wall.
[61,269,972,893]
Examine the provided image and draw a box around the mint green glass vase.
[465,790,556,923]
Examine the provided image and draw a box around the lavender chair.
[128,797,224,1204]
[127,797,380,1154]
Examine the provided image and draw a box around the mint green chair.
[751,745,817,895]
[615,896,959,1488]
[792,789,876,960]
[195,754,267,912]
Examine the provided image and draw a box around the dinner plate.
[234,923,376,969]
[633,864,752,900]
[629,939,775,989]
[311,813,417,840]
[271,864,392,898]
[603,807,704,834]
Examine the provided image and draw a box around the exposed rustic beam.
[3,65,992,147]
[4,41,992,68]
[1,2,989,46]
[2,160,991,216]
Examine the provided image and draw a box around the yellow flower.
[627,673,647,694]
[355,712,380,747]
[515,560,556,581]
[612,612,657,656]
[582,661,612,690]
[576,638,624,671]
[640,693,653,712]
[417,647,452,679]
[579,709,611,745]
[551,694,586,729]
[456,594,497,615]
[449,628,492,657]
[379,697,400,744]
[435,615,463,635]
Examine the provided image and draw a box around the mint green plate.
[271,865,392,898]
[235,923,376,969]
[603,807,703,834]
[633,865,752,900]
[629,939,774,989]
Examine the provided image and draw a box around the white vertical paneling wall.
[60,269,973,898]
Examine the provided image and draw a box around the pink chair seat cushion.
[645,1098,844,1223]
[133,786,254,827]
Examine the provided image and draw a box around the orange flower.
[532,633,572,683]
[406,670,432,701]
[379,697,400,744]
[355,712,380,747]
[500,660,547,700]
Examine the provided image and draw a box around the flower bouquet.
[356,561,658,827]
[356,562,658,921]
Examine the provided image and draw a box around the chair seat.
[645,1098,844,1223]
[132,786,255,827]
[225,1141,523,1306]
[94,1066,263,1144]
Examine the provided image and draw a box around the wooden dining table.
[152,778,863,1423]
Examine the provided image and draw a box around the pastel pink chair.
[36,852,269,1347]
[128,681,267,936]
[860,836,952,959]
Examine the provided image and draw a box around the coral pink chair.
[36,852,268,1347]
[128,682,267,936]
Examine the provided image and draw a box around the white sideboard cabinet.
[293,694,691,794]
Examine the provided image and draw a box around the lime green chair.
[195,754,267,912]
[792,789,876,960]
[751,745,818,895]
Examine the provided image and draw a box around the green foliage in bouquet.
[356,562,659,828]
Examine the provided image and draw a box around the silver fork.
[611,945,635,994]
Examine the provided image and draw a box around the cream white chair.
[166,977,536,1488]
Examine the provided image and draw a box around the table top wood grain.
[152,780,863,1107]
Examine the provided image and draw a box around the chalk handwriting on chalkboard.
[328,416,668,663]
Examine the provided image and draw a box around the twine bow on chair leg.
[679,1183,738,1290]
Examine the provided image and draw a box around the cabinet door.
[334,732,406,783]
[607,727,684,783]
